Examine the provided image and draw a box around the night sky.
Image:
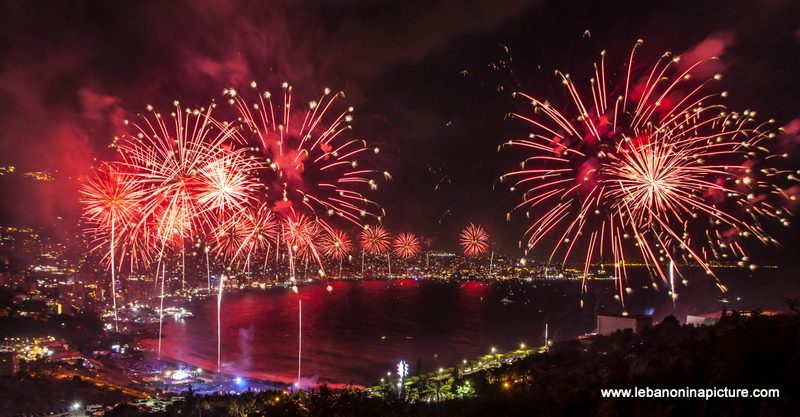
[1,0,799,259]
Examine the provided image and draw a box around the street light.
[72,403,81,417]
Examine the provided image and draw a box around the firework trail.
[501,41,792,307]
[460,223,489,257]
[80,165,144,332]
[218,273,224,372]
[359,224,390,276]
[114,102,247,357]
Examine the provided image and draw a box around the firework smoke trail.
[80,166,143,332]
[210,203,278,368]
[298,299,302,389]
[460,223,489,257]
[501,41,792,307]
[218,274,224,372]
[158,263,165,360]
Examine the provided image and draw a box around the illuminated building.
[597,315,653,336]
[0,352,19,376]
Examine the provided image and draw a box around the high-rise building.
[0,352,19,376]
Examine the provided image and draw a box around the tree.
[106,403,138,417]
[783,296,800,314]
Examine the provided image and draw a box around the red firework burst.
[80,165,156,269]
[393,233,420,259]
[460,223,489,257]
[282,212,325,267]
[224,83,389,229]
[502,41,791,305]
[359,225,391,254]
[322,230,352,261]
[80,165,146,331]
[116,102,245,248]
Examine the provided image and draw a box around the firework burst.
[359,225,391,254]
[322,229,352,279]
[393,233,421,259]
[322,229,353,261]
[195,151,262,218]
[80,165,153,268]
[80,165,145,331]
[213,202,278,265]
[460,223,489,257]
[501,41,791,305]
[116,102,245,248]
[282,212,325,276]
[224,83,388,229]
[81,166,142,237]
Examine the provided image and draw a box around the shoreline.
[136,339,369,390]
[136,342,293,392]
[137,338,365,391]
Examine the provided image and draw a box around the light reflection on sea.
[141,267,793,387]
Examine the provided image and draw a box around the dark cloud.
[322,0,545,80]
[0,0,798,255]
